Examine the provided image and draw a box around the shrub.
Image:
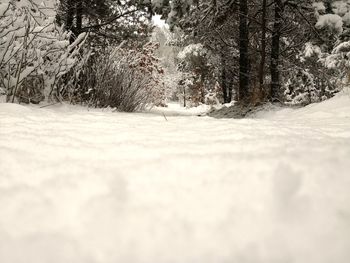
[71,43,166,112]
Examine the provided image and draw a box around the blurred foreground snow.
[0,94,350,263]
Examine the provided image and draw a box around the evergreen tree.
[57,0,152,45]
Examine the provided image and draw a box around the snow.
[332,1,349,16]
[150,102,211,116]
[178,43,206,60]
[342,11,350,26]
[333,40,350,54]
[152,15,167,28]
[0,2,9,17]
[316,14,344,34]
[1,94,350,263]
[304,42,322,58]
[313,2,326,13]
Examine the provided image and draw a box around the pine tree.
[270,0,285,102]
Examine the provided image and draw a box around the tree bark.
[221,52,231,103]
[259,0,267,91]
[270,0,284,101]
[239,0,250,103]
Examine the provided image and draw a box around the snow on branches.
[316,14,343,34]
[0,0,86,103]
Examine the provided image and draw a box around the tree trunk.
[200,74,205,104]
[270,0,284,101]
[239,0,250,104]
[221,53,231,103]
[259,0,267,91]
[183,86,186,107]
[228,77,233,102]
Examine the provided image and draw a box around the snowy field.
[1,94,350,263]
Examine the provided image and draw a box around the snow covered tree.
[152,27,183,101]
[177,43,216,105]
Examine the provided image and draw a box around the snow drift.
[0,93,350,263]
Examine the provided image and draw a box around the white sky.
[152,14,167,28]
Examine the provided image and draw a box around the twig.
[39,102,61,108]
[162,112,168,121]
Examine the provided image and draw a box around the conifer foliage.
[57,0,152,45]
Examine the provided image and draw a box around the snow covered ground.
[0,93,350,263]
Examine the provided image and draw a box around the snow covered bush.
[322,39,350,84]
[284,44,340,106]
[284,69,320,105]
[0,0,86,103]
[73,42,166,112]
[284,1,347,106]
